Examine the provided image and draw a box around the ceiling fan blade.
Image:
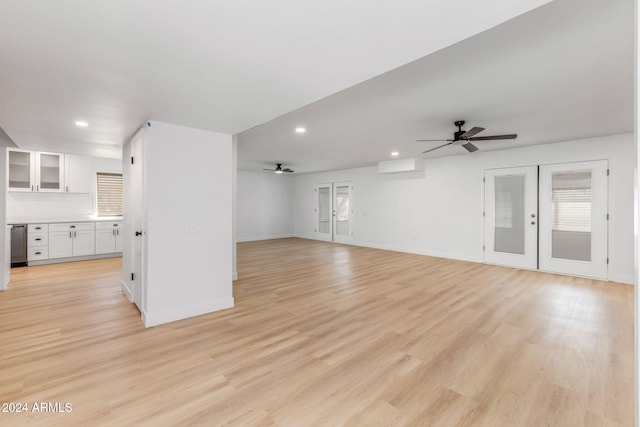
[460,127,485,139]
[416,139,453,142]
[461,142,479,153]
[263,168,275,171]
[469,134,517,141]
[422,142,453,154]
[282,169,294,173]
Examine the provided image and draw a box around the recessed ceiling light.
[75,121,89,127]
[391,151,399,157]
[295,127,306,134]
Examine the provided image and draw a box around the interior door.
[130,131,145,310]
[315,183,333,242]
[332,182,353,244]
[484,166,538,270]
[538,160,608,279]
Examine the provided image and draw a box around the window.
[96,173,123,217]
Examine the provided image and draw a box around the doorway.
[315,182,353,244]
[484,160,608,280]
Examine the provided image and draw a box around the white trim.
[232,271,238,281]
[608,274,634,285]
[337,239,483,263]
[28,253,121,266]
[143,297,234,328]
[121,280,133,302]
[237,234,294,243]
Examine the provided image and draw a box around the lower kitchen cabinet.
[95,222,123,254]
[49,223,95,259]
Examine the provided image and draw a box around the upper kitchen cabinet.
[64,154,92,193]
[7,149,64,192]
[7,149,34,191]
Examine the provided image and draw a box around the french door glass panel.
[494,175,526,255]
[484,166,538,270]
[551,171,591,261]
[333,182,352,244]
[315,184,333,241]
[539,161,607,279]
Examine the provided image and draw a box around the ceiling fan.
[264,163,294,174]
[417,120,517,153]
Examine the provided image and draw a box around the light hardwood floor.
[0,238,633,426]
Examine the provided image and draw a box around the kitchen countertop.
[7,217,123,225]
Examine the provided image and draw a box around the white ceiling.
[0,0,554,159]
[238,0,634,174]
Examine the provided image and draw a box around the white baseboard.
[121,280,133,302]
[237,234,293,243]
[29,252,122,266]
[345,240,483,264]
[232,271,238,281]
[608,273,635,285]
[143,297,235,328]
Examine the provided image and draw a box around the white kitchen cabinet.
[95,222,123,254]
[64,154,92,193]
[27,223,49,261]
[49,223,95,259]
[7,149,34,192]
[7,149,64,192]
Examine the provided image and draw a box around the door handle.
[531,221,536,225]
[135,231,142,236]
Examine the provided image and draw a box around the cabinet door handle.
[74,231,77,238]
[35,252,41,255]
[69,232,72,238]
[70,225,76,228]
[35,227,41,230]
[31,185,34,192]
[117,229,119,236]
[35,238,41,241]
[66,186,69,192]
[36,185,39,192]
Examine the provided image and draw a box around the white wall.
[294,133,635,284]
[144,121,233,327]
[232,136,238,280]
[1,148,8,290]
[237,170,294,242]
[6,156,121,222]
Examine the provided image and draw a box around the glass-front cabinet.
[7,149,64,192]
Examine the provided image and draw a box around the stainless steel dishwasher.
[10,224,27,267]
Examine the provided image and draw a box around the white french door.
[484,166,539,270]
[484,161,608,280]
[538,161,608,280]
[315,182,353,244]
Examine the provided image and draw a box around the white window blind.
[551,171,591,232]
[97,173,123,217]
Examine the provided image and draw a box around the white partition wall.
[0,148,7,290]
[123,121,234,327]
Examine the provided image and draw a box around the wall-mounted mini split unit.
[378,158,424,174]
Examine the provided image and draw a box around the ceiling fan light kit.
[418,120,517,154]
[263,163,294,174]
